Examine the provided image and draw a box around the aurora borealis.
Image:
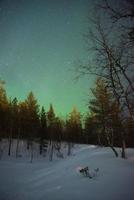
[0,0,94,116]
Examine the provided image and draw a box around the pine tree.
[8,97,18,156]
[47,104,56,161]
[0,80,8,139]
[39,106,47,155]
[89,78,119,157]
[68,107,82,143]
[40,106,47,138]
[18,101,29,139]
[66,107,82,155]
[47,104,55,142]
[25,91,39,162]
[84,114,99,145]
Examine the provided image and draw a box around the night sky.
[0,0,94,116]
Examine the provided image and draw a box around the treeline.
[0,80,83,158]
[0,78,134,160]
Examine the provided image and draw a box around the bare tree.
[77,1,134,158]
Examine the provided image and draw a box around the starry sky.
[0,0,94,117]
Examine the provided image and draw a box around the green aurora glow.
[0,0,94,116]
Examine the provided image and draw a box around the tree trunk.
[39,143,43,155]
[0,139,3,159]
[30,142,34,163]
[49,143,54,161]
[27,139,30,150]
[16,127,20,158]
[106,131,118,157]
[8,126,12,156]
[110,145,118,157]
[67,142,72,156]
[121,139,126,159]
[97,133,102,146]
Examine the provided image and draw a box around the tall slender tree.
[47,104,56,161]
[89,78,120,157]
[39,106,47,155]
[8,97,18,156]
[25,91,39,162]
[66,107,82,155]
[0,80,8,139]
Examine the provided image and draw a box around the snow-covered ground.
[0,142,134,200]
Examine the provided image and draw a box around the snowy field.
[0,142,134,200]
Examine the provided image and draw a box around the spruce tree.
[39,106,47,155]
[25,91,39,156]
[89,78,119,157]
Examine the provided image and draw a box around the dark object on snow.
[79,167,99,179]
[79,166,92,178]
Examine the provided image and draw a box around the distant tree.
[53,117,64,158]
[0,80,8,139]
[16,101,23,158]
[8,97,18,156]
[84,114,100,145]
[40,106,47,137]
[69,107,82,143]
[52,117,63,142]
[66,107,82,155]
[47,104,56,161]
[25,92,39,162]
[18,101,29,139]
[25,91,40,142]
[47,104,55,141]
[39,106,47,155]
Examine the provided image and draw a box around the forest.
[0,75,134,161]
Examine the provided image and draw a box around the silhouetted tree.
[47,104,56,161]
[39,106,47,155]
[89,78,119,157]
[8,97,18,156]
[18,101,29,139]
[66,107,82,155]
[0,80,8,139]
[84,114,100,145]
[25,91,40,161]
[47,104,55,141]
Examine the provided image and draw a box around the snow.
[0,142,134,200]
